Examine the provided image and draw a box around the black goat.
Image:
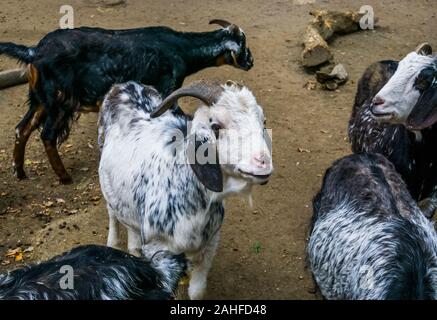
[0,245,188,300]
[349,43,437,217]
[0,19,253,184]
[308,153,437,299]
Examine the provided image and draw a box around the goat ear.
[187,134,223,192]
[407,86,437,130]
[415,43,432,56]
[228,24,242,37]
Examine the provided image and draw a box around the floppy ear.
[187,131,223,192]
[407,86,437,130]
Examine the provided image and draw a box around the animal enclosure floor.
[0,0,436,299]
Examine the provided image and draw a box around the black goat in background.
[0,19,253,184]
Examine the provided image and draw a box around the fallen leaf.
[15,252,23,261]
[43,201,54,208]
[7,207,20,214]
[23,246,34,253]
[297,148,311,153]
[6,247,23,261]
[96,7,114,13]
[303,80,317,90]
[1,260,10,266]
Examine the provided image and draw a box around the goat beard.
[247,193,254,208]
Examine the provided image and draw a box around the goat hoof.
[16,170,27,181]
[59,176,73,185]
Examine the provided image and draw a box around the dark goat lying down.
[308,153,437,299]
[0,245,188,300]
[0,19,253,184]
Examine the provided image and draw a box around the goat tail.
[0,42,36,64]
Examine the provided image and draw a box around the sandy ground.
[0,0,436,299]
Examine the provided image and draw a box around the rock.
[315,63,348,90]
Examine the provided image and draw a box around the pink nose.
[373,96,385,106]
[253,153,270,169]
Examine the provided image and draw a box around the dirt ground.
[0,0,435,299]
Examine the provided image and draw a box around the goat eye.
[416,78,430,90]
[415,74,427,88]
[416,69,435,90]
[211,123,221,138]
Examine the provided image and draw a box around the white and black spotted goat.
[349,43,437,218]
[308,153,437,300]
[98,80,273,299]
[0,245,187,300]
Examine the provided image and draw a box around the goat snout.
[253,152,270,169]
[238,152,273,182]
[372,95,385,107]
[370,95,394,120]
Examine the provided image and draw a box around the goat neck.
[176,30,239,74]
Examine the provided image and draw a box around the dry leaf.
[1,260,10,266]
[15,252,23,262]
[303,80,317,90]
[43,201,54,208]
[297,148,311,153]
[23,246,34,253]
[7,207,20,214]
[6,247,23,261]
[96,7,114,13]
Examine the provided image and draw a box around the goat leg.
[13,105,45,180]
[42,140,72,184]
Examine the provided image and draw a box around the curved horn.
[209,19,233,28]
[415,43,433,56]
[151,80,224,118]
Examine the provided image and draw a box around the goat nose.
[373,96,385,106]
[253,153,270,169]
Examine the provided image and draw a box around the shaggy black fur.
[0,245,188,300]
[309,153,437,299]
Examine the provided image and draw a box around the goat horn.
[151,80,224,118]
[209,19,233,28]
[415,43,433,56]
